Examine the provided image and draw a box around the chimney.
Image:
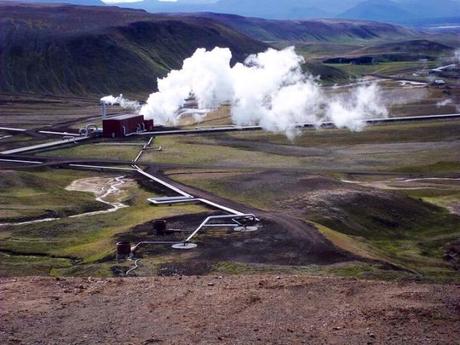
[101,102,107,118]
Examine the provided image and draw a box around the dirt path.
[1,275,459,345]
[146,168,359,265]
[341,177,460,191]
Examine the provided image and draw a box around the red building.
[102,114,154,138]
[143,119,154,131]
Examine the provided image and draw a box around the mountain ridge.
[338,0,460,24]
[0,4,267,95]
[172,13,417,42]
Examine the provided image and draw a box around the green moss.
[0,252,73,277]
[212,261,254,275]
[0,169,107,222]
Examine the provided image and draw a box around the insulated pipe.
[68,164,137,171]
[148,196,244,216]
[133,136,155,164]
[37,131,81,137]
[132,165,193,198]
[0,127,27,133]
[184,214,256,243]
[131,240,180,253]
[134,113,460,137]
[0,158,43,165]
[0,136,90,155]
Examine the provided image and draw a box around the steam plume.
[100,94,140,111]
[139,47,389,137]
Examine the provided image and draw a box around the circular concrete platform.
[233,226,259,232]
[172,242,198,250]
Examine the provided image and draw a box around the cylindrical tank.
[153,220,167,236]
[116,241,131,257]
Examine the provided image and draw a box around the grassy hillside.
[0,4,267,95]
[355,39,454,55]
[0,169,105,222]
[186,13,417,42]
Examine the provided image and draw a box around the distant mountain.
[6,0,460,23]
[0,4,266,95]
[207,0,336,19]
[178,13,416,42]
[115,0,460,23]
[0,0,105,4]
[338,0,460,24]
[114,0,362,19]
[338,0,410,23]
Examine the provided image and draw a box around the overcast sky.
[102,0,145,3]
[102,0,177,3]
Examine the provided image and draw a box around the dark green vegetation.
[302,63,351,84]
[323,40,454,72]
[27,117,460,280]
[0,4,266,95]
[356,39,454,55]
[0,169,105,222]
[2,3,457,96]
[0,168,205,276]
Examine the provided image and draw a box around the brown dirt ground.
[1,275,459,345]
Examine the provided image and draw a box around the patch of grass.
[0,168,207,276]
[397,161,460,174]
[325,262,419,281]
[309,198,460,278]
[326,61,437,78]
[38,142,139,162]
[0,191,204,263]
[313,222,384,261]
[212,261,254,275]
[226,119,460,147]
[141,136,305,169]
[0,169,107,222]
[0,252,73,277]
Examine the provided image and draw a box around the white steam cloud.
[100,94,141,111]
[139,47,388,138]
[455,49,460,64]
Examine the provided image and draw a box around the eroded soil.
[1,275,459,345]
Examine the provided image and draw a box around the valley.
[0,2,459,344]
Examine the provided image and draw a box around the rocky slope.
[1,275,459,344]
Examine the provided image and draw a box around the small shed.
[103,114,152,138]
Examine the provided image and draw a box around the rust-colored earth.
[1,275,459,345]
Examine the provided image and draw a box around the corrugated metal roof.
[104,114,143,121]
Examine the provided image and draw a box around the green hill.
[356,39,454,55]
[0,4,267,95]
